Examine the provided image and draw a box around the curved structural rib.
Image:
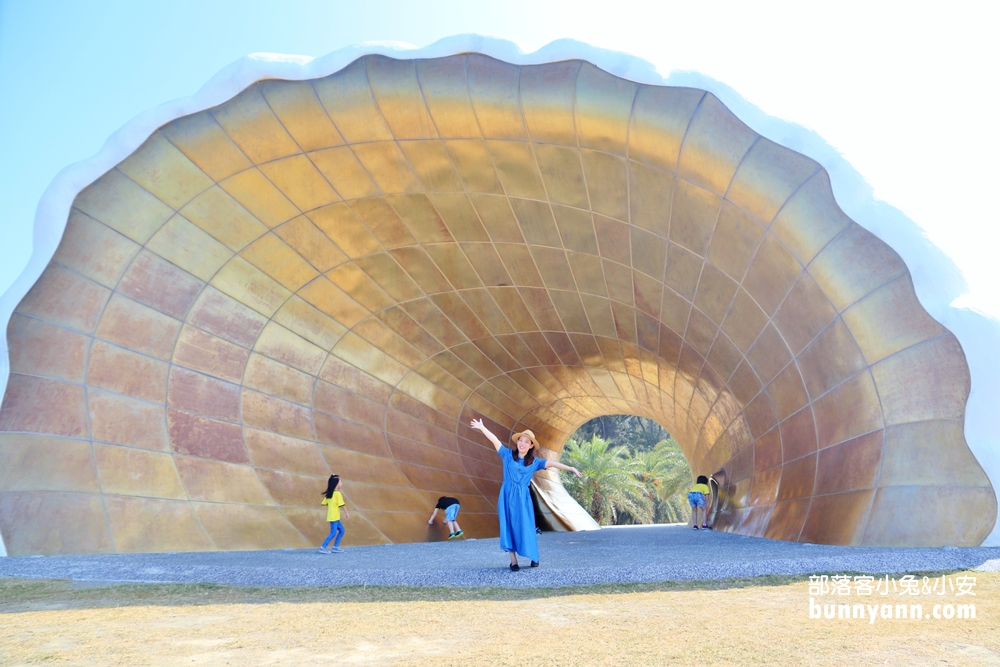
[0,51,994,555]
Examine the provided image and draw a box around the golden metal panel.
[676,94,758,196]
[460,288,514,335]
[872,334,969,425]
[239,233,318,291]
[353,318,425,367]
[742,232,802,316]
[211,85,301,164]
[684,310,718,358]
[694,263,738,325]
[443,140,502,194]
[161,111,253,181]
[767,364,810,423]
[427,193,489,241]
[350,197,418,248]
[669,179,722,256]
[53,210,140,289]
[553,205,600,254]
[259,79,345,152]
[771,171,852,265]
[567,251,606,296]
[727,138,819,225]
[707,201,764,281]
[533,144,588,208]
[485,140,547,199]
[117,133,213,210]
[495,244,545,288]
[425,243,483,289]
[365,56,438,140]
[259,153,341,212]
[218,168,300,228]
[579,294,617,338]
[415,56,480,139]
[467,194,522,243]
[460,242,512,286]
[628,161,674,238]
[581,149,628,221]
[386,193,454,244]
[146,215,232,282]
[520,61,581,146]
[633,271,663,319]
[378,307,445,357]
[349,142,423,194]
[309,146,379,200]
[881,420,991,488]
[549,291,592,334]
[244,353,315,405]
[313,58,394,143]
[298,277,369,327]
[388,247,454,294]
[797,318,867,400]
[603,260,634,306]
[179,186,268,252]
[808,223,907,312]
[842,273,947,365]
[397,141,465,192]
[273,295,346,351]
[575,62,636,155]
[487,287,538,332]
[430,293,491,340]
[466,55,527,141]
[745,323,792,386]
[721,288,769,354]
[630,226,667,281]
[209,256,292,317]
[628,86,704,172]
[663,242,703,301]
[660,286,692,335]
[520,288,566,332]
[707,333,743,383]
[400,301,467,348]
[327,262,395,312]
[772,273,837,355]
[593,215,631,265]
[332,332,409,385]
[531,246,576,291]
[812,370,884,450]
[273,215,347,272]
[73,170,173,244]
[307,202,382,258]
[862,486,995,547]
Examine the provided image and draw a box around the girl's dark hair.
[323,475,340,499]
[696,475,709,485]
[511,444,535,467]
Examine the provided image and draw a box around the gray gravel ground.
[2,524,999,589]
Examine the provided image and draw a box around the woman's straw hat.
[511,429,538,447]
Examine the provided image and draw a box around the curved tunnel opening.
[0,53,994,555]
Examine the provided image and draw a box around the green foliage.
[561,416,693,526]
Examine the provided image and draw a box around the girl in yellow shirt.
[319,475,350,553]
[688,475,712,530]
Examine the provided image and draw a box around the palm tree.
[632,438,692,523]
[560,435,653,525]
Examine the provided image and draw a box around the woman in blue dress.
[470,418,582,571]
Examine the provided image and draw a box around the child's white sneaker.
[318,547,331,553]
[331,547,344,553]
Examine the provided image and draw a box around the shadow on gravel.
[0,569,977,612]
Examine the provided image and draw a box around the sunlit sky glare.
[1,0,998,314]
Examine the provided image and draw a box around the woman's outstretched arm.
[470,418,504,452]
[544,460,582,477]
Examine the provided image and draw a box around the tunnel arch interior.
[0,53,994,555]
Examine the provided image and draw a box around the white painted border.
[2,34,997,555]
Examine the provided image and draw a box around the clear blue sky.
[1,0,997,312]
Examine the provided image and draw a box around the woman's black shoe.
[530,561,539,568]
[509,563,520,572]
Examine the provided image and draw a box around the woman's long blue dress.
[497,447,547,561]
